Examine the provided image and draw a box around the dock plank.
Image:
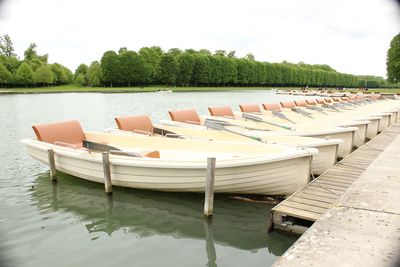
[271,123,400,233]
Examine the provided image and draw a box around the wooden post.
[204,157,216,217]
[48,149,57,181]
[102,152,112,194]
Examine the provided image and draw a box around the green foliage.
[14,62,34,85]
[75,74,85,86]
[74,64,88,79]
[101,50,121,87]
[176,52,194,86]
[191,54,210,85]
[156,53,178,85]
[86,61,102,87]
[387,33,400,83]
[0,34,16,57]
[34,65,54,85]
[0,63,12,84]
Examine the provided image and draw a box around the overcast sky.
[0,0,399,77]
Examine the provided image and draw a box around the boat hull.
[25,141,312,196]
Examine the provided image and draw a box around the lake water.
[0,90,312,267]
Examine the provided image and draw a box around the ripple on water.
[0,91,305,267]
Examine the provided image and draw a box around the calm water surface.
[0,90,312,267]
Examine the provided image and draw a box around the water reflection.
[30,172,296,261]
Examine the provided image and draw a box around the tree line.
[77,47,397,88]
[0,33,397,89]
[0,35,73,87]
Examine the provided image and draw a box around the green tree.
[50,63,67,84]
[0,34,16,57]
[139,46,163,83]
[74,64,88,80]
[14,62,34,85]
[0,63,12,85]
[75,74,85,86]
[86,61,102,87]
[176,52,194,86]
[156,53,178,85]
[34,65,54,85]
[387,33,400,83]
[191,54,210,86]
[24,43,38,61]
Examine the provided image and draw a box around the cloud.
[0,0,399,77]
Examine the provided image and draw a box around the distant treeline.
[0,34,397,89]
[76,47,396,88]
[0,35,73,87]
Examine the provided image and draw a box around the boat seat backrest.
[115,115,154,134]
[316,99,326,104]
[262,103,281,111]
[341,97,350,101]
[294,100,307,107]
[324,98,333,103]
[239,104,261,113]
[280,101,296,109]
[306,99,317,105]
[208,106,235,117]
[32,120,85,148]
[332,97,340,102]
[168,109,201,124]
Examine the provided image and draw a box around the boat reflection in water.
[31,172,297,265]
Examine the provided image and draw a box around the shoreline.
[0,86,398,95]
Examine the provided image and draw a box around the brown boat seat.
[341,97,350,101]
[306,99,317,105]
[280,101,296,109]
[370,94,381,100]
[316,99,326,104]
[115,115,154,134]
[262,103,281,111]
[332,97,341,102]
[239,104,261,113]
[32,120,85,148]
[294,100,307,107]
[208,106,235,117]
[168,109,201,124]
[324,98,333,103]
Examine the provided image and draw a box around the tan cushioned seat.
[280,101,296,109]
[262,103,281,111]
[239,104,261,113]
[324,98,333,103]
[168,109,201,124]
[208,106,235,117]
[306,99,317,105]
[115,115,154,134]
[316,99,326,104]
[294,100,307,107]
[32,120,85,148]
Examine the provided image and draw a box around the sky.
[0,0,399,77]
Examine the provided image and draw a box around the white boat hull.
[24,140,313,196]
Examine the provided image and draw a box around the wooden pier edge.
[269,123,400,234]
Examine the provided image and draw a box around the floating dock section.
[272,123,400,266]
[270,123,400,234]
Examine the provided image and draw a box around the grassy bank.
[0,85,277,94]
[0,85,399,94]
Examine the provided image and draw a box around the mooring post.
[204,157,216,217]
[48,149,57,181]
[102,152,113,194]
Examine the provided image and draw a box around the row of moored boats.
[23,94,400,196]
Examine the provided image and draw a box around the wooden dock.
[270,123,400,234]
